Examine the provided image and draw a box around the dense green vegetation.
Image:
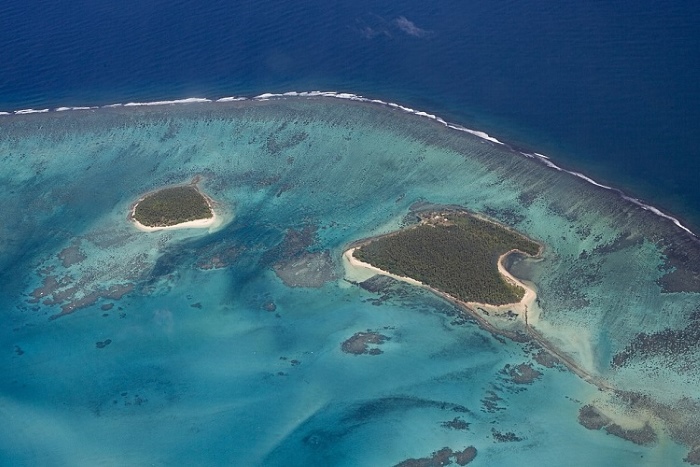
[354,211,540,305]
[133,186,212,227]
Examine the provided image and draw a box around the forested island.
[352,211,541,306]
[131,185,213,228]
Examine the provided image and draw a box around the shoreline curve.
[343,247,537,324]
[342,245,613,392]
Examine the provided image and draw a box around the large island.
[349,210,541,309]
[345,209,617,391]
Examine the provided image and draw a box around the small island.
[348,210,541,307]
[130,183,216,232]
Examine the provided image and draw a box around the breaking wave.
[1,90,695,237]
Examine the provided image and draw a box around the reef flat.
[2,96,699,465]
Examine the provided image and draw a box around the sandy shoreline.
[470,249,539,326]
[343,247,537,325]
[129,190,220,232]
[343,245,614,390]
[131,211,219,232]
[343,248,424,287]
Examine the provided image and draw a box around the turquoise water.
[2,98,699,465]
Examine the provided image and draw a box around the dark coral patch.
[578,405,611,430]
[491,428,523,442]
[612,310,700,368]
[605,422,657,445]
[57,241,87,267]
[503,363,542,384]
[578,405,657,446]
[441,417,470,430]
[394,446,477,467]
[96,339,112,349]
[341,331,389,355]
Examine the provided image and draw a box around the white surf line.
[526,153,695,236]
[252,91,508,144]
[14,108,49,114]
[622,195,696,236]
[249,91,697,236]
[123,97,212,107]
[1,90,696,238]
[55,106,98,111]
[216,96,247,102]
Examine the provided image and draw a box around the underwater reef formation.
[341,331,390,355]
[394,446,477,466]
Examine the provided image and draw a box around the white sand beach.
[343,246,538,326]
[343,248,424,286]
[130,197,221,232]
[467,249,540,325]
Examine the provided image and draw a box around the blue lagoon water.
[2,98,699,466]
[2,1,700,465]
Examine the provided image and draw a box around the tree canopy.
[354,212,540,305]
[133,186,212,227]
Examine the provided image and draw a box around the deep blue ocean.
[3,1,700,465]
[2,0,699,230]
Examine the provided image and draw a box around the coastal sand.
[343,248,424,286]
[343,245,616,390]
[343,247,538,326]
[470,249,540,326]
[129,200,220,232]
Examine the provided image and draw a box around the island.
[348,210,541,310]
[344,209,620,392]
[130,183,217,232]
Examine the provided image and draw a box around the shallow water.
[2,98,699,465]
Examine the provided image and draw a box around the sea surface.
[1,1,700,466]
[2,0,699,231]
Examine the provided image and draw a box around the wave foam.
[123,97,212,107]
[216,96,247,102]
[56,106,97,112]
[622,195,695,236]
[252,91,508,145]
[0,90,695,238]
[14,108,49,114]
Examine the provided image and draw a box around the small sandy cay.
[129,181,222,232]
